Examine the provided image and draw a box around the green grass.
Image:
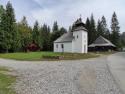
[0,52,59,60]
[0,67,9,72]
[0,67,16,94]
[0,52,99,61]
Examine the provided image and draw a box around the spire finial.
[80,14,82,18]
[79,14,82,21]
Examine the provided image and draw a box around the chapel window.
[77,35,78,39]
[56,44,58,48]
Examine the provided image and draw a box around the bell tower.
[72,18,88,53]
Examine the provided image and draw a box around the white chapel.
[54,18,88,53]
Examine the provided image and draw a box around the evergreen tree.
[32,21,41,48]
[40,24,51,51]
[97,19,103,37]
[0,4,11,52]
[0,2,17,52]
[17,16,32,51]
[51,22,66,41]
[101,16,110,39]
[111,12,120,47]
[51,21,60,42]
[85,18,90,30]
[85,18,91,44]
[121,32,125,47]
[6,1,17,52]
[89,14,97,44]
[52,21,58,32]
[46,26,51,50]
[20,16,28,26]
[59,27,67,35]
[50,22,67,50]
[0,5,4,21]
[0,5,6,52]
[104,29,110,40]
[101,16,107,31]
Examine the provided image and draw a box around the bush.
[42,55,64,60]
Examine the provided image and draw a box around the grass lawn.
[0,67,16,94]
[0,52,59,61]
[0,52,100,61]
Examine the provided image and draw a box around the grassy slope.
[0,52,59,60]
[0,67,16,94]
[0,52,99,61]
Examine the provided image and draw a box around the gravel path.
[108,52,125,94]
[0,55,123,94]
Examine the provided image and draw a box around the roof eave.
[73,28,87,32]
[54,41,72,43]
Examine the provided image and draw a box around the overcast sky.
[0,0,125,32]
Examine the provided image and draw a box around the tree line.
[85,13,124,48]
[0,2,67,53]
[0,2,125,53]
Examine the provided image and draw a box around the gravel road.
[0,54,123,94]
[108,52,125,94]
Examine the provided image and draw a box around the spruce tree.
[52,21,58,32]
[20,16,28,26]
[85,18,90,31]
[50,22,67,50]
[121,32,125,46]
[111,12,120,47]
[17,16,32,51]
[47,26,51,50]
[59,27,67,35]
[101,16,110,39]
[89,14,97,44]
[51,21,60,42]
[101,16,107,31]
[40,24,51,51]
[5,1,17,52]
[0,2,17,52]
[97,19,103,37]
[0,5,4,21]
[0,5,6,52]
[85,18,91,44]
[32,21,41,47]
[0,11,11,53]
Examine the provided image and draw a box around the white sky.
[0,0,125,32]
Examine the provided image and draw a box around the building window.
[73,36,75,40]
[56,44,58,48]
[61,44,64,48]
[77,35,78,39]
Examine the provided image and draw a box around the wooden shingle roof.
[54,32,74,43]
[89,36,116,47]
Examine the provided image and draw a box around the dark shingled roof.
[89,36,116,47]
[72,18,87,32]
[54,32,74,43]
[73,26,87,31]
